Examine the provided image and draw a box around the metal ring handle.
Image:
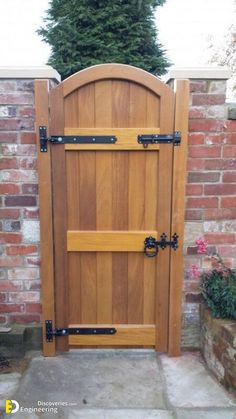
[144,236,158,258]
[144,247,158,257]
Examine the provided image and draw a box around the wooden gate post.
[35,80,56,356]
[168,79,189,356]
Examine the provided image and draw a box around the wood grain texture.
[112,80,130,127]
[68,231,158,252]
[50,84,69,352]
[79,151,96,230]
[65,128,160,150]
[76,85,98,326]
[156,85,175,352]
[80,253,97,323]
[35,80,55,357]
[62,63,172,99]
[95,80,113,325]
[68,253,81,324]
[47,65,182,352]
[69,324,155,346]
[168,80,189,356]
[78,83,95,127]
[65,91,78,127]
[143,97,159,327]
[112,152,129,324]
[66,152,80,229]
[128,88,147,327]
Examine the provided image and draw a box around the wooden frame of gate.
[35,64,189,357]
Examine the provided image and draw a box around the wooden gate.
[35,64,189,357]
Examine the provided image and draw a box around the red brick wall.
[183,78,236,348]
[0,79,41,324]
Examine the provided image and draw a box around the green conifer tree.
[38,0,170,80]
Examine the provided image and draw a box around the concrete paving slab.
[68,408,174,419]
[12,351,165,409]
[4,414,39,419]
[0,373,21,408]
[160,353,236,408]
[175,408,236,419]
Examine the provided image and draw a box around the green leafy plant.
[38,0,170,80]
[201,256,236,319]
[191,238,236,320]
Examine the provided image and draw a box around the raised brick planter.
[200,303,236,395]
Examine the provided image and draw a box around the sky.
[0,0,235,68]
[156,0,235,67]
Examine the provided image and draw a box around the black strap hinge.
[39,126,117,152]
[45,320,117,342]
[137,132,181,148]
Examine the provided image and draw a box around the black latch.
[138,132,181,148]
[45,320,117,342]
[144,233,178,257]
[39,126,117,152]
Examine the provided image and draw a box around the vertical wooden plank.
[95,80,112,126]
[50,84,68,352]
[130,83,147,127]
[144,91,160,327]
[35,80,55,357]
[65,91,78,127]
[112,152,129,323]
[66,153,80,229]
[81,253,97,323]
[111,80,130,325]
[78,83,95,127]
[79,152,97,323]
[77,82,97,326]
[156,86,175,351]
[128,85,147,326]
[68,253,81,324]
[79,151,96,230]
[128,152,145,324]
[112,80,130,127]
[95,80,113,324]
[66,152,81,327]
[65,87,81,329]
[168,80,189,356]
[95,151,112,323]
[146,91,160,127]
[143,152,158,324]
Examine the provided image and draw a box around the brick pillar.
[0,66,60,325]
[167,67,236,349]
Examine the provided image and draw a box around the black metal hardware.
[138,132,181,148]
[39,126,48,152]
[39,126,117,152]
[45,320,117,342]
[144,233,179,257]
[144,236,158,257]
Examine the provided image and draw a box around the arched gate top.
[60,63,173,98]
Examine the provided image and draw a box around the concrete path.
[0,350,235,418]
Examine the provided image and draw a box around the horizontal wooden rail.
[64,128,160,150]
[67,231,158,252]
[69,324,155,346]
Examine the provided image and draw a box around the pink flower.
[195,237,208,255]
[190,264,201,279]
